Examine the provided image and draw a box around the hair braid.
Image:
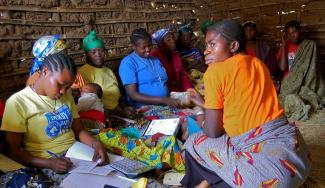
[41,53,77,76]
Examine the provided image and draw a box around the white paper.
[60,172,136,188]
[89,165,115,176]
[70,159,99,174]
[65,141,94,161]
[144,118,180,136]
[66,142,125,176]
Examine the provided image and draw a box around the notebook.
[142,118,181,136]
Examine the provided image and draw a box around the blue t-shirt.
[119,51,169,107]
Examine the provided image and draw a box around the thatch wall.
[1,0,325,99]
[0,0,197,98]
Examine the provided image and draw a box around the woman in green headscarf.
[78,30,122,111]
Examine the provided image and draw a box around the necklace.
[31,85,57,112]
[148,58,162,83]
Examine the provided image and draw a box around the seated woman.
[119,28,181,109]
[119,28,204,135]
[150,28,192,92]
[181,20,310,188]
[79,30,134,117]
[1,53,108,185]
[176,23,207,73]
[243,22,280,75]
[278,20,325,121]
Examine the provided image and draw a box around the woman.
[119,28,180,108]
[181,20,310,188]
[1,53,108,185]
[277,20,325,121]
[176,24,206,73]
[150,28,192,92]
[78,30,121,110]
[243,21,281,87]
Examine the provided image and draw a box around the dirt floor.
[296,110,325,188]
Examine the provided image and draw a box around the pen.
[111,115,136,124]
[46,150,60,158]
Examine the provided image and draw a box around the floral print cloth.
[183,117,311,188]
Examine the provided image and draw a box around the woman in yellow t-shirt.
[1,53,108,185]
[181,19,310,188]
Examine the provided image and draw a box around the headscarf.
[30,35,66,75]
[200,20,215,34]
[82,30,105,52]
[179,23,192,33]
[152,28,170,45]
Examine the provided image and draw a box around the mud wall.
[0,0,197,98]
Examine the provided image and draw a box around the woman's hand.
[47,157,73,173]
[163,98,182,107]
[187,88,204,108]
[92,140,109,165]
[123,106,136,117]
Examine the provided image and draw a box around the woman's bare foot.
[194,180,210,188]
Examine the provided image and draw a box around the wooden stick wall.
[0,0,197,99]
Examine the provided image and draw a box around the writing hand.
[48,157,73,173]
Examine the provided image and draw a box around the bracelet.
[196,111,205,116]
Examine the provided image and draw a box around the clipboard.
[141,118,181,136]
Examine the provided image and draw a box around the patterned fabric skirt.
[0,167,66,188]
[183,117,311,188]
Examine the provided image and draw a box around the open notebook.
[65,141,122,176]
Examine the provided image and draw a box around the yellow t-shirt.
[78,64,121,109]
[204,54,284,137]
[1,87,79,158]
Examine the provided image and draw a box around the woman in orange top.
[181,19,310,188]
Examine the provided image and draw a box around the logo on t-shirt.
[45,105,73,138]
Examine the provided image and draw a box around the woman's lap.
[0,168,65,188]
[181,150,231,188]
[183,118,311,187]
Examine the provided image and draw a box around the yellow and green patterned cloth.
[98,128,185,172]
